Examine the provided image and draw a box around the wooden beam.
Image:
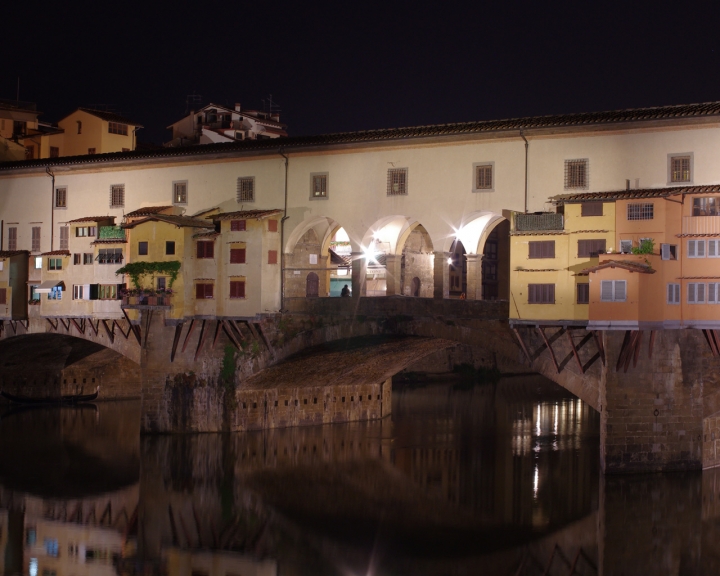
[46,318,58,331]
[537,326,561,374]
[194,320,209,361]
[623,331,641,373]
[632,330,643,368]
[181,319,196,353]
[512,327,533,364]
[230,319,246,341]
[222,320,242,350]
[192,504,204,548]
[648,330,656,359]
[615,330,632,372]
[121,308,141,345]
[212,320,222,349]
[101,320,114,344]
[99,501,112,525]
[88,319,99,336]
[70,317,84,335]
[566,330,585,374]
[582,351,602,372]
[59,318,70,331]
[703,329,719,357]
[143,310,154,348]
[170,323,184,363]
[113,319,131,341]
[713,330,720,356]
[168,505,179,547]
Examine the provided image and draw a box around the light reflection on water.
[0,377,718,575]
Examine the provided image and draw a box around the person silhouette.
[341,284,351,297]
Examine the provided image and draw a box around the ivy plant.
[631,239,655,255]
[115,261,181,289]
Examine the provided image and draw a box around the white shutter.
[688,240,696,258]
[661,244,670,260]
[674,284,681,304]
[667,283,674,303]
[710,240,720,258]
[614,280,626,302]
[601,280,613,301]
[83,284,91,300]
[698,283,706,303]
[688,283,696,303]
[698,241,706,257]
[709,283,717,303]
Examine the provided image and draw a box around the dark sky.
[4,1,720,144]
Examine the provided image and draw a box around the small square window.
[627,203,654,221]
[577,283,589,304]
[473,163,493,191]
[173,181,188,204]
[311,173,328,198]
[230,247,246,263]
[110,184,125,208]
[195,283,214,299]
[387,168,408,196]
[138,241,148,256]
[230,280,245,298]
[669,154,692,184]
[83,253,93,265]
[166,241,175,255]
[230,219,246,231]
[564,159,589,190]
[581,202,603,216]
[197,241,214,259]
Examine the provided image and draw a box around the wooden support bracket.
[537,326,562,374]
[512,327,533,364]
[70,317,84,335]
[88,319,99,336]
[615,331,632,372]
[181,319,196,353]
[221,320,242,350]
[170,323,184,363]
[113,319,132,341]
[102,319,115,343]
[632,330,643,368]
[59,318,70,332]
[46,318,58,331]
[122,308,142,345]
[212,320,222,349]
[566,330,585,374]
[143,309,154,348]
[194,320,209,361]
[8,320,17,334]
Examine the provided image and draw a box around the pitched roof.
[556,184,720,203]
[60,107,142,127]
[578,259,656,275]
[67,216,116,223]
[92,238,127,244]
[0,250,29,258]
[124,206,174,218]
[193,231,220,239]
[7,100,720,171]
[329,248,351,266]
[212,209,283,220]
[40,250,71,256]
[121,214,214,229]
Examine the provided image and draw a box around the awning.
[35,280,65,293]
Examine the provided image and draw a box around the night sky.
[4,1,720,145]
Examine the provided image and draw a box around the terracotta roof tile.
[556,184,720,203]
[67,216,116,223]
[578,259,655,275]
[329,249,351,266]
[212,209,283,220]
[125,206,174,217]
[0,250,30,258]
[7,101,720,171]
[40,250,70,256]
[122,214,214,230]
[91,238,127,244]
[193,231,220,238]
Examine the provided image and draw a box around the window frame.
[667,283,681,304]
[172,180,188,205]
[528,240,555,259]
[230,247,246,264]
[310,172,329,200]
[230,219,246,232]
[708,282,720,304]
[661,243,678,260]
[196,240,215,259]
[600,280,627,302]
[236,176,255,203]
[577,239,607,258]
[54,186,67,209]
[627,203,654,221]
[577,283,590,304]
[138,241,149,256]
[472,162,494,192]
[668,153,693,185]
[165,241,176,255]
[619,239,633,254]
[7,227,17,251]
[108,122,128,135]
[687,239,706,258]
[31,227,41,252]
[564,159,589,190]
[268,250,278,265]
[707,239,720,258]
[387,168,409,196]
[581,202,603,217]
[110,184,125,208]
[527,283,555,304]
[48,257,63,271]
[195,283,214,299]
[692,197,720,217]
[229,280,246,299]
[687,282,706,304]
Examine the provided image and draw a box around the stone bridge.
[2,296,720,474]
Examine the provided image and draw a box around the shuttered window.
[31,227,41,252]
[197,241,214,259]
[312,174,328,197]
[230,248,246,263]
[670,156,691,182]
[708,240,720,258]
[73,253,81,265]
[707,283,720,304]
[8,227,17,251]
[475,165,493,190]
[528,284,555,304]
[268,250,278,265]
[230,220,246,231]
[688,282,706,303]
[59,227,69,250]
[229,280,246,299]
[173,181,188,204]
[528,241,555,259]
[687,240,706,258]
[661,244,678,260]
[0,288,6,305]
[268,219,278,232]
[195,283,214,299]
[577,283,589,304]
[667,283,681,304]
[578,239,606,257]
[600,280,626,302]
[55,187,67,208]
[581,202,603,216]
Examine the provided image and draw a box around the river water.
[0,375,718,575]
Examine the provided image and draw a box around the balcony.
[99,226,126,240]
[121,293,172,308]
[514,212,564,232]
[682,216,720,235]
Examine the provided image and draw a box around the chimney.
[235,103,241,112]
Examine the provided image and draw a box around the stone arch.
[394,221,435,298]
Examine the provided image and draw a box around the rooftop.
[125,206,174,218]
[578,259,656,276]
[68,216,116,223]
[556,184,720,203]
[0,250,30,258]
[40,250,71,256]
[212,209,283,221]
[121,214,214,229]
[59,107,142,127]
[6,100,720,172]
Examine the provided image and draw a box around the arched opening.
[449,239,467,297]
[306,272,319,297]
[411,277,421,297]
[397,223,434,297]
[328,227,352,297]
[478,219,510,301]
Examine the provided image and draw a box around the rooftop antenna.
[262,94,281,115]
[186,93,202,114]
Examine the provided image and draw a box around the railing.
[99,226,125,240]
[682,215,720,235]
[514,212,564,232]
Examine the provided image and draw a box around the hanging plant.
[115,261,181,289]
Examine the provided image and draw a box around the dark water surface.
[0,376,718,575]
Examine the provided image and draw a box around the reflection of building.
[165,549,277,576]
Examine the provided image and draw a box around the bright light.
[533,465,539,498]
[447,257,453,265]
[30,559,38,576]
[363,247,377,263]
[337,268,348,276]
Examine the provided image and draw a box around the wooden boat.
[0,386,99,405]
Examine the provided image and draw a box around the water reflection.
[0,377,717,574]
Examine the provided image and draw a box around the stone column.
[384,254,402,296]
[318,254,330,296]
[433,251,450,299]
[465,254,483,300]
[351,253,367,298]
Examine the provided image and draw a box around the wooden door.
[306,272,319,297]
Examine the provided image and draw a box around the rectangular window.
[687,240,706,258]
[627,203,654,220]
[661,244,678,260]
[268,250,278,265]
[564,159,588,189]
[77,121,82,134]
[50,146,59,158]
[709,240,720,258]
[195,283,214,299]
[138,241,148,256]
[230,248,246,263]
[230,219,246,231]
[8,227,17,251]
[35,256,42,269]
[693,197,720,216]
[173,181,187,204]
[581,202,603,216]
[667,283,681,304]
[311,173,328,198]
[600,280,627,302]
[48,258,63,271]
[620,239,633,254]
[97,248,123,264]
[577,239,606,258]
[387,168,408,196]
[73,285,84,300]
[110,184,125,207]
[48,286,62,300]
[166,241,175,255]
[670,155,691,183]
[197,241,214,258]
[31,227,41,252]
[474,164,493,190]
[230,280,246,299]
[25,145,34,159]
[157,277,166,290]
[108,122,128,135]
[688,282,706,303]
[268,219,278,232]
[528,283,555,304]
[577,283,590,304]
[59,227,69,250]
[55,187,67,208]
[528,240,555,259]
[98,284,117,300]
[236,177,255,202]
[73,253,81,265]
[0,288,6,305]
[83,253,93,265]
[88,148,96,155]
[708,283,720,303]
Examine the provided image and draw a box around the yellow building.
[56,108,141,157]
[509,200,616,325]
